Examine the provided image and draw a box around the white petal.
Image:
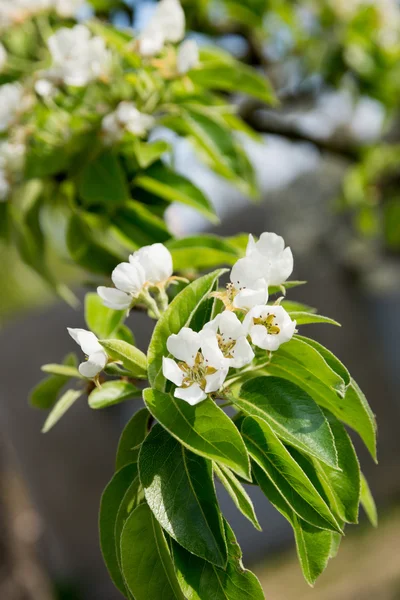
[166,328,200,367]
[230,256,263,290]
[256,232,285,255]
[174,383,207,406]
[269,246,294,286]
[150,0,185,44]
[139,25,165,57]
[133,243,173,284]
[162,357,184,387]
[249,324,270,350]
[67,328,103,355]
[230,337,255,369]
[200,330,225,368]
[202,314,220,334]
[217,310,246,341]
[78,350,107,378]
[233,282,268,310]
[177,39,199,74]
[205,366,229,393]
[245,233,257,256]
[112,261,145,294]
[97,287,132,310]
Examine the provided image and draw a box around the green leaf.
[42,389,83,433]
[166,235,240,271]
[360,473,378,527]
[281,301,317,314]
[242,417,342,532]
[278,337,347,397]
[132,139,170,169]
[115,475,144,569]
[41,364,82,378]
[290,312,341,327]
[253,463,333,586]
[232,377,338,469]
[85,292,125,339]
[213,463,261,531]
[295,336,351,388]
[78,151,129,208]
[268,280,307,295]
[311,411,360,524]
[264,357,377,461]
[99,339,148,378]
[120,503,185,600]
[30,353,78,410]
[172,520,265,600]
[116,408,151,471]
[135,162,218,223]
[143,388,251,480]
[112,200,171,249]
[139,425,227,567]
[89,381,140,410]
[148,269,226,390]
[99,463,138,596]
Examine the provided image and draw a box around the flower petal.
[233,282,268,310]
[79,350,107,378]
[133,243,173,284]
[231,337,255,369]
[174,383,207,406]
[166,327,201,367]
[67,328,103,355]
[97,286,132,310]
[204,367,229,393]
[112,261,145,294]
[162,357,184,387]
[217,310,246,341]
[200,330,225,367]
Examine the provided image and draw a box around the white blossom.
[243,305,296,352]
[163,327,229,405]
[139,0,185,56]
[47,25,111,87]
[246,232,293,287]
[102,102,154,144]
[177,39,199,74]
[97,243,173,310]
[201,310,254,369]
[54,0,85,17]
[35,79,55,98]
[67,328,107,378]
[0,83,23,132]
[229,256,269,310]
[0,42,7,71]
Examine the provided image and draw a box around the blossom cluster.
[0,0,84,30]
[67,234,297,406]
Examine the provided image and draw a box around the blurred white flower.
[243,305,296,352]
[177,39,199,74]
[35,79,54,98]
[0,83,23,132]
[102,101,154,144]
[201,310,254,369]
[54,0,85,17]
[97,243,173,310]
[47,25,111,87]
[67,328,108,378]
[163,327,229,405]
[139,0,185,56]
[246,232,293,286]
[0,42,7,71]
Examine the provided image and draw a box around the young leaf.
[88,381,140,410]
[139,425,228,567]
[78,151,129,208]
[242,417,342,532]
[120,503,185,600]
[290,312,340,327]
[360,473,378,527]
[172,520,265,600]
[42,389,83,433]
[147,269,226,390]
[135,162,218,224]
[116,408,151,471]
[213,463,261,530]
[253,463,333,586]
[143,388,251,481]
[41,364,82,378]
[30,353,78,409]
[295,335,351,388]
[99,339,147,378]
[233,377,338,469]
[100,463,138,597]
[85,292,125,339]
[132,139,170,169]
[166,235,240,271]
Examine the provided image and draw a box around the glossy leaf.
[360,473,378,527]
[233,377,338,468]
[115,475,144,568]
[147,269,226,390]
[42,388,83,433]
[139,425,227,567]
[143,388,251,480]
[89,381,140,410]
[41,364,82,378]
[295,335,351,388]
[116,408,152,471]
[242,416,342,532]
[100,463,138,596]
[120,503,185,600]
[214,463,261,530]
[100,339,147,378]
[290,312,340,327]
[85,292,125,339]
[112,200,171,249]
[172,520,265,600]
[135,162,218,223]
[78,151,129,207]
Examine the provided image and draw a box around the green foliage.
[88,381,140,409]
[99,339,148,378]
